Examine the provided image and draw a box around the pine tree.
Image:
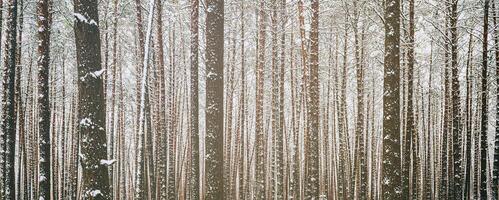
[74,0,111,198]
[405,0,417,198]
[190,0,200,198]
[255,1,267,198]
[37,0,52,199]
[382,0,402,199]
[305,0,320,199]
[205,0,224,198]
[448,1,463,199]
[1,0,18,199]
[464,31,474,200]
[480,0,490,198]
[492,0,499,197]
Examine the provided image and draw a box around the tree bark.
[305,0,320,199]
[190,0,200,198]
[74,0,111,198]
[205,0,224,198]
[255,1,267,199]
[1,0,17,199]
[480,0,490,198]
[37,0,52,199]
[382,0,402,199]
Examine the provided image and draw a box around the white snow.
[73,13,98,26]
[91,69,106,78]
[100,159,117,166]
[80,118,93,127]
[89,189,102,197]
[39,175,47,182]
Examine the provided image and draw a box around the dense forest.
[0,0,498,199]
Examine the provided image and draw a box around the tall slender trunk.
[382,0,402,199]
[1,0,18,199]
[37,0,52,199]
[464,32,474,200]
[205,0,224,198]
[353,1,367,198]
[135,0,155,198]
[480,0,490,198]
[238,3,247,199]
[448,1,463,199]
[492,0,499,197]
[190,0,200,198]
[404,0,417,198]
[305,0,320,199]
[278,0,287,197]
[255,1,266,199]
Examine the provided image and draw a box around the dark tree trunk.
[1,0,18,199]
[405,0,417,198]
[382,0,402,199]
[205,0,224,198]
[74,0,111,198]
[190,0,200,198]
[492,0,499,197]
[37,0,52,199]
[480,0,490,198]
[305,0,320,199]
[448,1,463,199]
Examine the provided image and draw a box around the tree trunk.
[205,0,224,198]
[74,0,111,198]
[492,0,499,197]
[190,0,200,198]
[135,0,155,198]
[1,0,17,199]
[255,1,266,199]
[480,0,490,198]
[464,31,474,200]
[382,0,402,199]
[37,0,52,199]
[305,0,320,199]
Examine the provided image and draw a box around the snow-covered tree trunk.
[74,0,111,198]
[305,0,320,199]
[255,1,266,199]
[492,0,499,197]
[404,0,417,198]
[0,0,4,196]
[237,2,247,199]
[1,0,18,199]
[190,0,200,198]
[464,31,474,200]
[37,0,52,199]
[480,0,490,198]
[205,0,224,199]
[134,0,155,198]
[448,1,463,199]
[382,0,402,199]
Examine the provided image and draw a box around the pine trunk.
[37,0,52,198]
[1,0,17,199]
[480,0,490,198]
[205,0,224,198]
[382,0,402,199]
[74,0,111,198]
